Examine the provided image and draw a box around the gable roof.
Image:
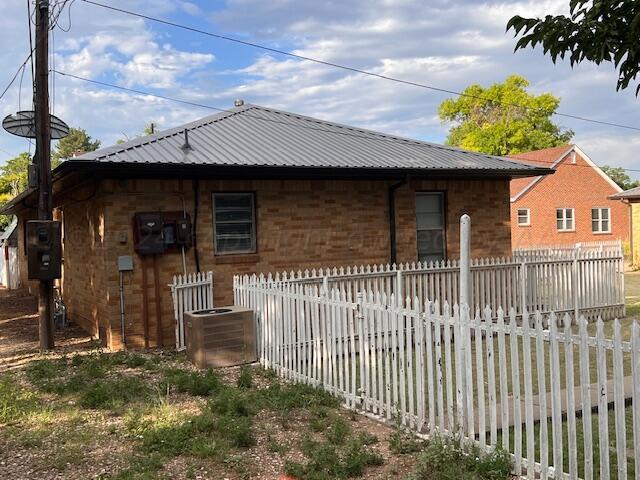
[67,104,549,176]
[610,185,640,200]
[509,144,622,202]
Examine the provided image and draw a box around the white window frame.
[517,208,530,226]
[591,207,611,234]
[212,192,257,255]
[556,208,575,232]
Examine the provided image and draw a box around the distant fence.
[234,279,638,480]
[235,247,625,322]
[0,246,19,290]
[169,271,213,350]
[513,239,623,259]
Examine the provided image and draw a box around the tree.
[0,153,31,229]
[438,75,574,156]
[117,122,159,144]
[601,165,640,190]
[507,1,640,95]
[52,127,101,163]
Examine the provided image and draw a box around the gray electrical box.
[26,220,62,280]
[117,255,134,272]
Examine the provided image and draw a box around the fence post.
[573,246,580,322]
[395,270,403,307]
[520,261,527,315]
[460,214,471,308]
[322,275,329,297]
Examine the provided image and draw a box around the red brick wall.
[511,151,630,248]
[17,176,513,350]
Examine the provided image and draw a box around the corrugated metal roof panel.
[69,104,546,173]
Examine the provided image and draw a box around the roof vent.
[181,129,192,154]
[234,99,244,107]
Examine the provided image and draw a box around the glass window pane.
[592,220,599,232]
[566,209,573,219]
[557,219,563,230]
[591,208,598,221]
[602,220,609,232]
[417,230,444,262]
[416,212,442,230]
[567,218,574,230]
[416,194,442,214]
[602,209,609,220]
[214,193,255,253]
[556,209,563,220]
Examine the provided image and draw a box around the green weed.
[160,368,220,396]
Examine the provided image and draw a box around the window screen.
[213,193,256,254]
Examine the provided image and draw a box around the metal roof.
[610,185,640,200]
[68,104,549,175]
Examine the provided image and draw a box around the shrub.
[325,416,351,445]
[411,436,512,480]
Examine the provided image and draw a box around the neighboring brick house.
[610,186,640,267]
[509,144,629,248]
[1,103,550,350]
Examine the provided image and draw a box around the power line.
[79,0,640,133]
[0,53,33,102]
[52,69,640,174]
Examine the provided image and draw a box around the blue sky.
[0,0,638,178]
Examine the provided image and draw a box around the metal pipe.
[119,270,126,349]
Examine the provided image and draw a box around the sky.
[0,0,638,178]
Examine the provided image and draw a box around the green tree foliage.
[117,122,159,144]
[600,165,640,190]
[438,75,574,155]
[0,127,100,230]
[0,152,31,230]
[507,1,640,95]
[51,127,101,163]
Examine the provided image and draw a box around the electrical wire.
[0,54,34,102]
[79,0,640,133]
[52,69,640,173]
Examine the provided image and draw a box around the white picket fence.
[234,279,639,480]
[169,271,213,350]
[0,246,20,289]
[514,240,624,260]
[236,248,625,322]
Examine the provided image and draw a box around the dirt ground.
[0,287,429,480]
[0,287,96,372]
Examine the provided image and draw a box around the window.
[416,193,446,262]
[556,208,575,232]
[517,208,530,226]
[213,193,256,254]
[592,207,611,233]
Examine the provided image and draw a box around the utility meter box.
[26,220,62,280]
[175,217,192,247]
[133,212,164,255]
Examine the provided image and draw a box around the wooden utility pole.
[35,0,54,350]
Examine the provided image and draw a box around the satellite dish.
[2,110,70,139]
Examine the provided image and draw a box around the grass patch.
[160,368,221,396]
[237,365,253,389]
[285,432,384,480]
[0,375,40,424]
[79,376,151,409]
[409,436,512,480]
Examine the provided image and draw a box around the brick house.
[509,144,629,248]
[1,103,550,350]
[610,186,640,267]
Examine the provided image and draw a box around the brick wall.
[511,151,630,248]
[20,176,513,350]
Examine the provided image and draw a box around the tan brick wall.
[511,152,630,247]
[17,176,513,350]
